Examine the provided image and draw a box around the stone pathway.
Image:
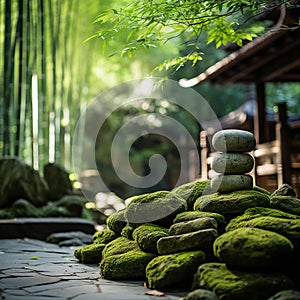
[0,238,185,300]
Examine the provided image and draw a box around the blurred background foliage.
[1,0,300,199]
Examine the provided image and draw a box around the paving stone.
[1,295,65,300]
[0,275,60,289]
[32,284,102,298]
[23,280,90,293]
[0,238,183,300]
[1,289,31,296]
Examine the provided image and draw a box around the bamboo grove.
[0,0,98,172]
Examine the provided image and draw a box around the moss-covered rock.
[106,209,127,234]
[270,196,300,216]
[100,250,156,280]
[92,228,118,244]
[132,223,168,254]
[194,189,270,215]
[253,185,271,195]
[101,237,139,259]
[226,215,300,250]
[193,262,295,300]
[146,251,205,290]
[271,184,296,197]
[54,195,87,217]
[173,211,226,231]
[74,243,106,263]
[121,224,135,240]
[267,289,300,300]
[10,199,42,217]
[0,157,49,208]
[169,217,218,236]
[157,228,218,255]
[125,191,187,227]
[183,289,218,300]
[226,207,300,231]
[214,227,293,271]
[171,180,211,210]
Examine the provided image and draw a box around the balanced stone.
[212,129,256,153]
[211,174,253,193]
[157,228,218,255]
[213,227,294,271]
[211,153,254,174]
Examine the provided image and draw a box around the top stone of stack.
[212,129,256,153]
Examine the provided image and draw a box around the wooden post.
[276,102,291,186]
[255,82,266,144]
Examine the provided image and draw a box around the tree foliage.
[93,0,292,71]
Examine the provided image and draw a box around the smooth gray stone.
[211,174,253,193]
[211,153,254,174]
[212,129,256,153]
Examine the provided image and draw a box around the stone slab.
[0,238,183,300]
[0,218,96,239]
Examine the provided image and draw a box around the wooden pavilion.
[180,5,300,194]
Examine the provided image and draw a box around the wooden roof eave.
[179,5,300,87]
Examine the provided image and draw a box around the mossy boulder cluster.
[74,130,300,299]
[0,156,89,219]
[74,179,300,299]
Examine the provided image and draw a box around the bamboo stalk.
[3,0,12,156]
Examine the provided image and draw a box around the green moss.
[226,215,300,250]
[100,250,156,280]
[93,228,118,244]
[213,227,293,271]
[271,184,296,197]
[268,289,300,300]
[106,209,127,234]
[270,196,300,215]
[183,289,218,300]
[10,199,42,217]
[74,243,106,263]
[194,190,270,215]
[226,206,300,231]
[102,237,140,259]
[193,262,295,300]
[125,191,187,227]
[121,224,135,240]
[253,185,271,195]
[132,223,169,254]
[128,190,169,204]
[146,251,206,290]
[171,180,211,210]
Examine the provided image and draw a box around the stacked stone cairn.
[74,129,300,300]
[210,129,256,193]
